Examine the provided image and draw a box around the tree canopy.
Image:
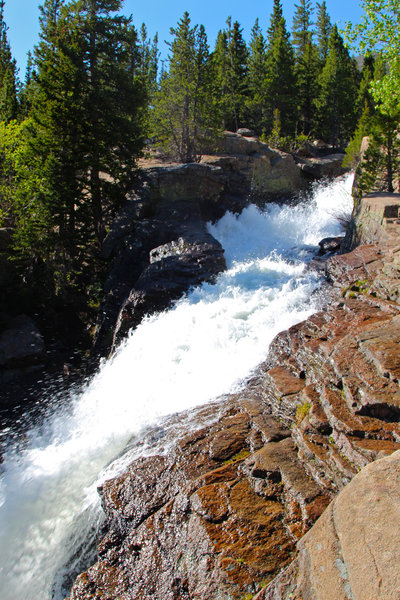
[345,0,400,117]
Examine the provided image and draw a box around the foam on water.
[0,174,353,600]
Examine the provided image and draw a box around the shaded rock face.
[0,314,46,386]
[93,195,226,356]
[0,227,12,251]
[112,222,226,347]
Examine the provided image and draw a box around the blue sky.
[4,0,364,79]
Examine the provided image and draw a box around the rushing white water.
[0,175,353,600]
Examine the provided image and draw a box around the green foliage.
[0,0,18,122]
[356,113,400,195]
[345,0,400,118]
[0,0,146,299]
[314,25,359,147]
[153,12,219,162]
[345,52,399,193]
[263,108,309,152]
[0,119,47,248]
[315,1,332,63]
[343,107,369,169]
[245,19,267,133]
[295,400,312,424]
[292,0,319,134]
[292,0,313,58]
[264,3,297,135]
[212,17,248,132]
[138,24,159,99]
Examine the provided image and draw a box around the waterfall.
[0,174,353,600]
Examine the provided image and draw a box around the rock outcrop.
[202,131,308,200]
[343,191,400,251]
[297,153,346,179]
[256,449,400,600]
[93,192,227,356]
[68,397,331,600]
[68,193,400,600]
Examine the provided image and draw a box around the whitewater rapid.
[0,175,353,600]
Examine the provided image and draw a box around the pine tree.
[0,0,18,122]
[264,2,297,135]
[74,0,146,243]
[348,53,399,188]
[153,12,216,162]
[357,113,400,195]
[356,52,375,116]
[212,18,248,131]
[315,1,331,64]
[267,0,284,44]
[8,0,146,295]
[314,25,358,147]
[138,24,159,103]
[246,19,267,133]
[343,54,375,169]
[19,50,35,117]
[211,29,229,128]
[292,0,318,134]
[292,0,313,58]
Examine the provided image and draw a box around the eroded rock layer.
[68,397,331,600]
[68,195,400,600]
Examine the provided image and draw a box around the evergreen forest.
[0,0,399,355]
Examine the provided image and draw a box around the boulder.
[258,450,400,600]
[112,230,226,346]
[236,128,256,137]
[93,196,227,356]
[298,153,346,179]
[318,236,344,255]
[202,134,309,201]
[342,191,400,251]
[222,131,262,155]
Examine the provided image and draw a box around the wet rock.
[93,196,226,356]
[112,229,226,346]
[318,236,344,255]
[67,397,329,600]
